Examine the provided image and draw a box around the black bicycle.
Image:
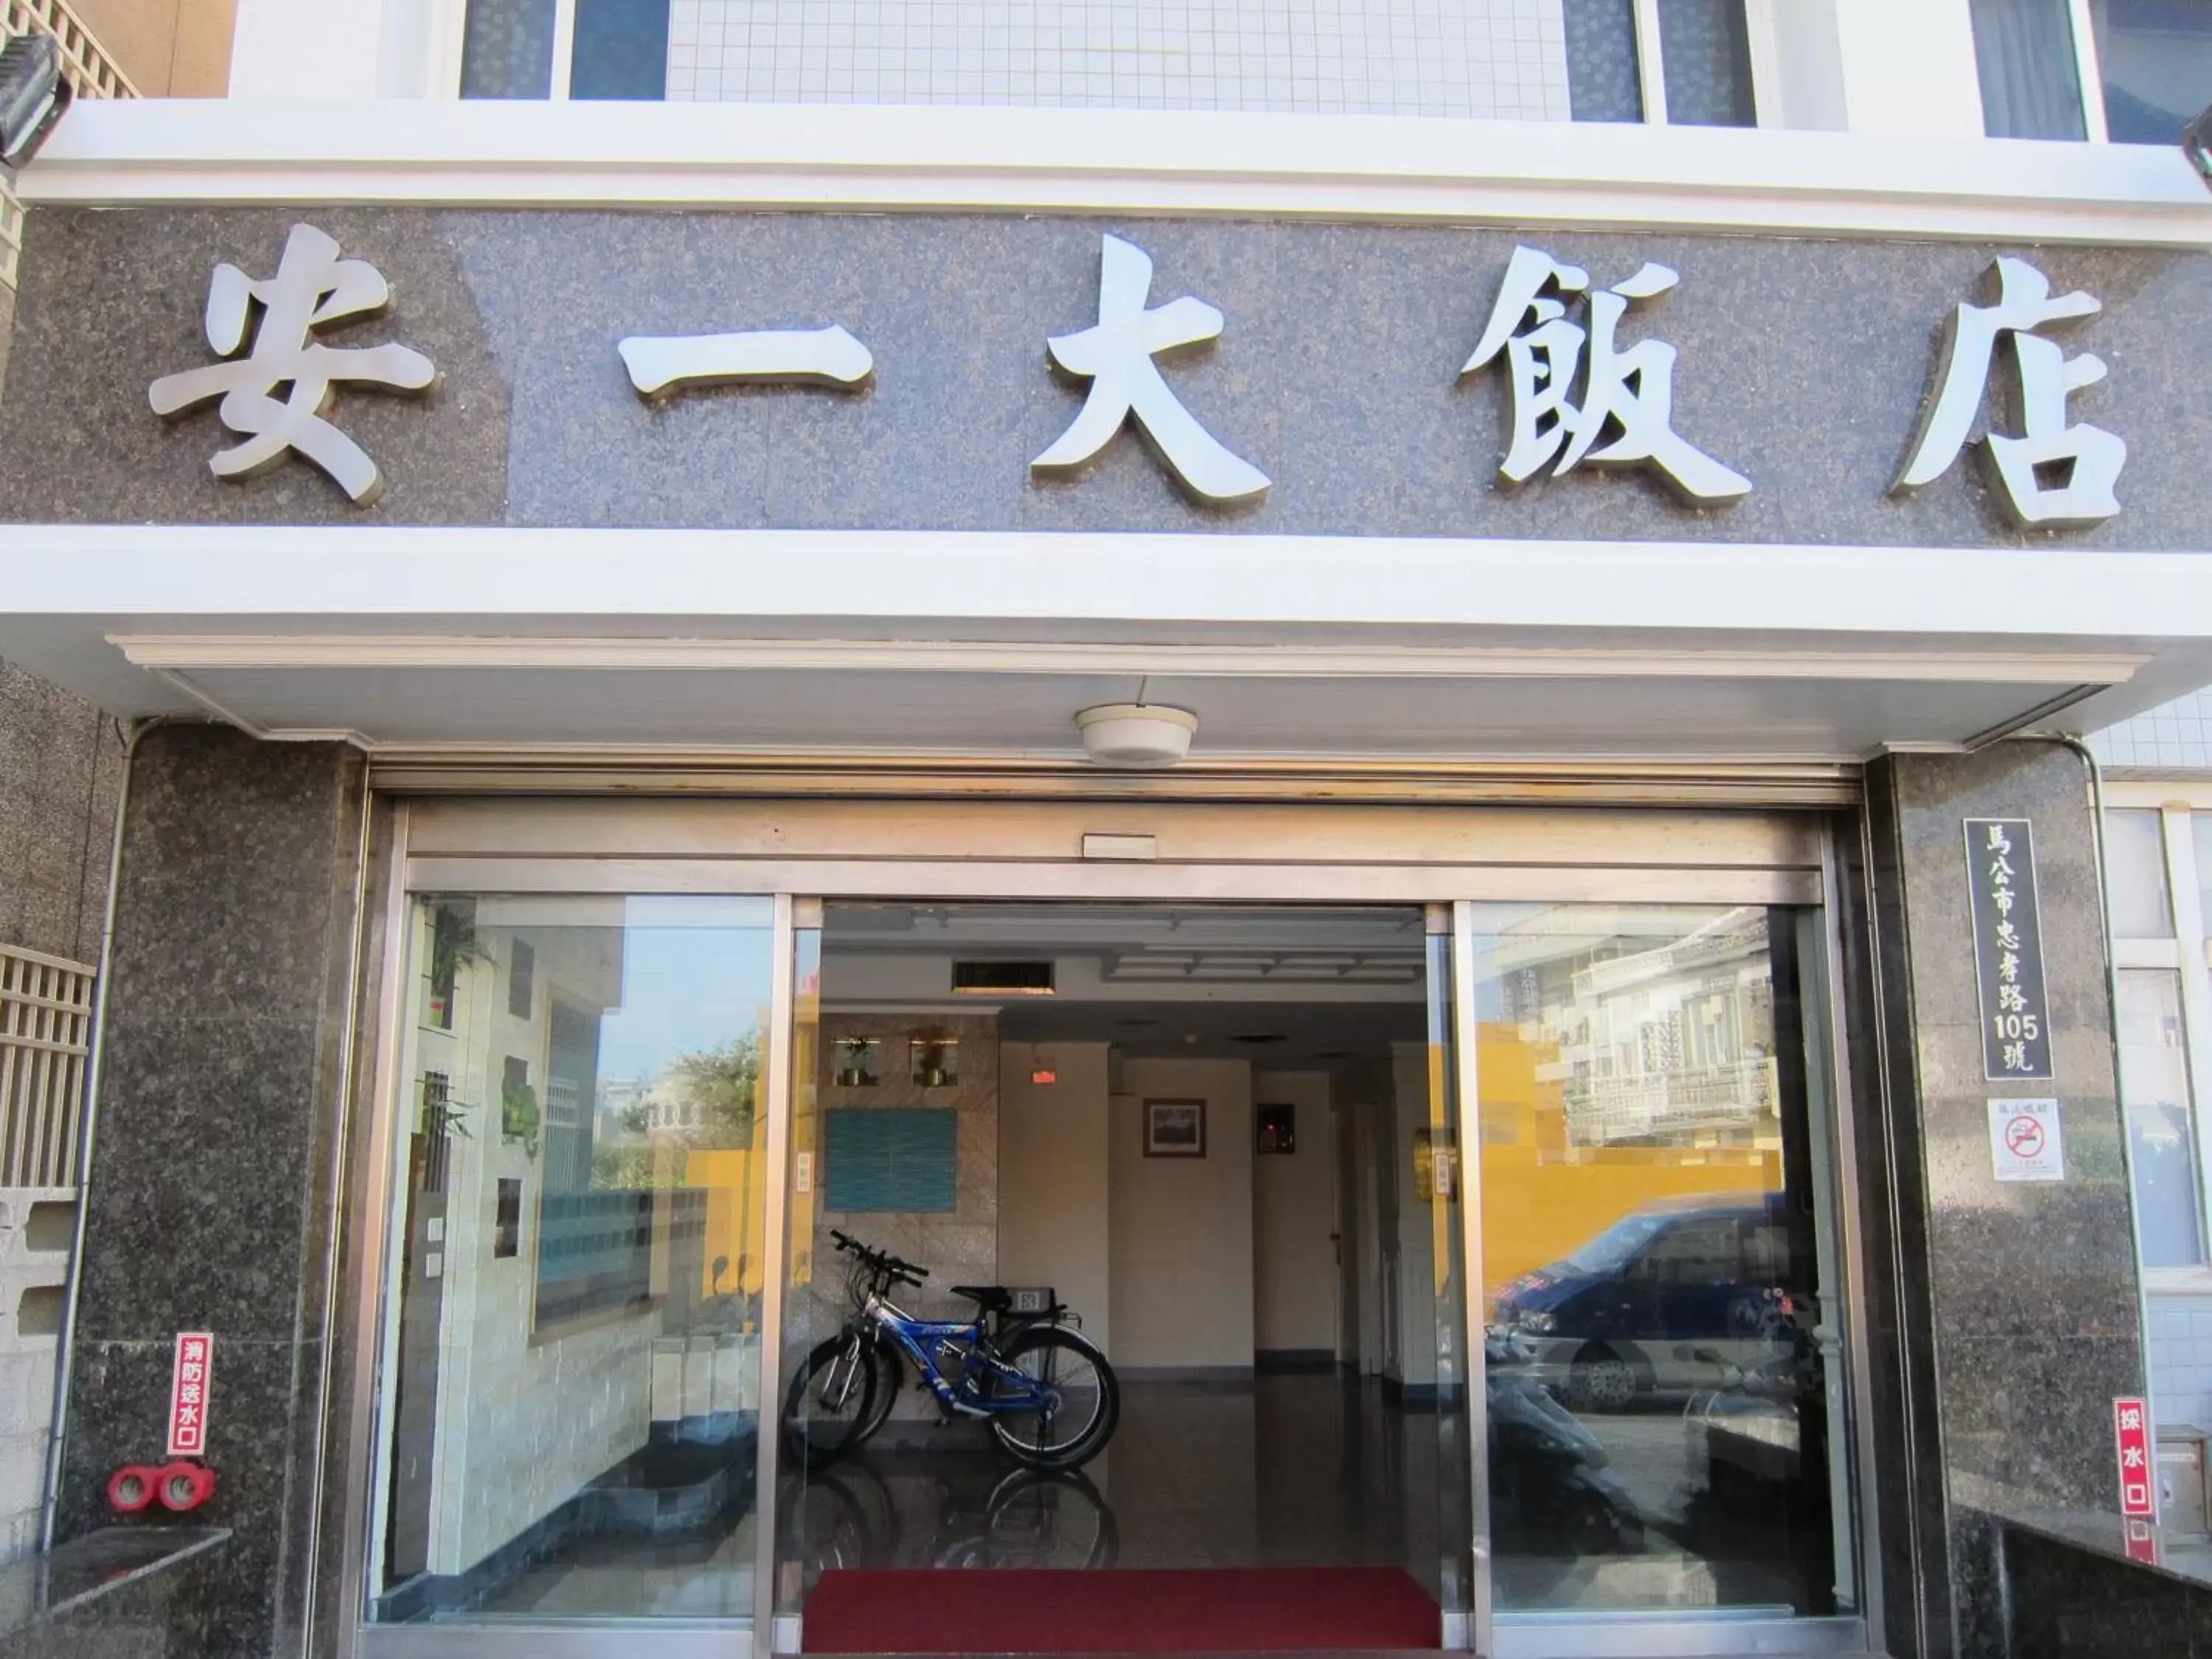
[781,1231,1120,1472]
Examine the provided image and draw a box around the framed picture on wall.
[1256,1103,1295,1155]
[1144,1099,1208,1158]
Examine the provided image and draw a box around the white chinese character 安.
[1460,245,1750,504]
[1034,234,1269,506]
[1896,257,2124,527]
[149,224,437,505]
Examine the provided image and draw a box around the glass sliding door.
[1465,902,1858,1649]
[1425,906,1478,1646]
[366,891,779,1634]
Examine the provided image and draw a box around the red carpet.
[802,1565,1442,1652]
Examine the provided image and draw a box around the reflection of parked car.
[1492,1193,1795,1412]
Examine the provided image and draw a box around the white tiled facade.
[666,0,1572,116]
[2094,690,2212,773]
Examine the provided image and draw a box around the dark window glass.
[2096,0,2212,144]
[507,937,535,1018]
[1658,0,1755,127]
[572,0,669,100]
[460,0,557,99]
[1564,0,1644,122]
[1971,0,2090,139]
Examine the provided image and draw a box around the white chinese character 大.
[149,224,438,505]
[1033,234,1270,507]
[1895,257,2125,528]
[1460,245,1751,505]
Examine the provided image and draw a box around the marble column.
[54,725,366,1658]
[1864,742,2145,1658]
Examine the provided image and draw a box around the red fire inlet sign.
[2115,1395,2155,1519]
[167,1332,213,1458]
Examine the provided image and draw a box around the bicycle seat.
[952,1284,1013,1312]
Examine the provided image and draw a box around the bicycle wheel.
[782,1332,880,1470]
[981,1465,1119,1568]
[987,1325,1119,1470]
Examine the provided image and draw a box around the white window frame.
[433,0,580,100]
[2068,0,2115,143]
[2107,782,2212,1293]
[428,0,1776,124]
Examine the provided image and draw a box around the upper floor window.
[1972,0,2212,143]
[455,0,1757,125]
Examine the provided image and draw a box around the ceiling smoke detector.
[1076,703,1197,769]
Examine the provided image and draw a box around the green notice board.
[823,1107,959,1212]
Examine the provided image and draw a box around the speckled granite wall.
[3,208,2212,549]
[54,726,365,1659]
[0,660,124,967]
[1865,742,2143,1659]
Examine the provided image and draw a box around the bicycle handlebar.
[830,1228,928,1284]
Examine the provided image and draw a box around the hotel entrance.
[351,793,1869,1659]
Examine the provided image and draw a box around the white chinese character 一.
[149,223,438,506]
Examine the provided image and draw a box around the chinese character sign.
[167,1332,214,1458]
[2115,1396,2156,1519]
[1964,817,2053,1083]
[1461,244,1751,504]
[142,226,2153,531]
[1033,233,1270,506]
[148,224,437,506]
[1895,257,2125,529]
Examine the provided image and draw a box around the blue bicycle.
[782,1231,1120,1472]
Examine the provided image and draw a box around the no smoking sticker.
[1989,1097,2065,1183]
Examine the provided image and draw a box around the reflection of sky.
[597,899,775,1082]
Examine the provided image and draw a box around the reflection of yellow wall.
[687,983,824,1301]
[1477,1021,1778,1311]
[689,1134,766,1301]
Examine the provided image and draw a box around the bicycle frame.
[860,1291,1058,1420]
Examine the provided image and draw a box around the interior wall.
[1388,1040,1439,1389]
[1109,1057,1254,1373]
[999,1040,1112,1352]
[1251,1069,1338,1358]
[812,1010,1000,1419]
[1335,1057,1390,1375]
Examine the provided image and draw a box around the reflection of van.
[1492,1193,1794,1412]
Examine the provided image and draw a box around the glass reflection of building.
[1492,908,1779,1152]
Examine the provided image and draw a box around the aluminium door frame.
[340,807,1874,1659]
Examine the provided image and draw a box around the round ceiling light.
[1076,703,1198,769]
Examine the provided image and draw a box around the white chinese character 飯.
[1033,233,1270,506]
[1895,257,2124,528]
[149,224,438,505]
[1460,245,1751,504]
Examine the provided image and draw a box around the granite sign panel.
[2,207,2208,543]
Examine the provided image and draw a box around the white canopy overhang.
[2,525,2208,767]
